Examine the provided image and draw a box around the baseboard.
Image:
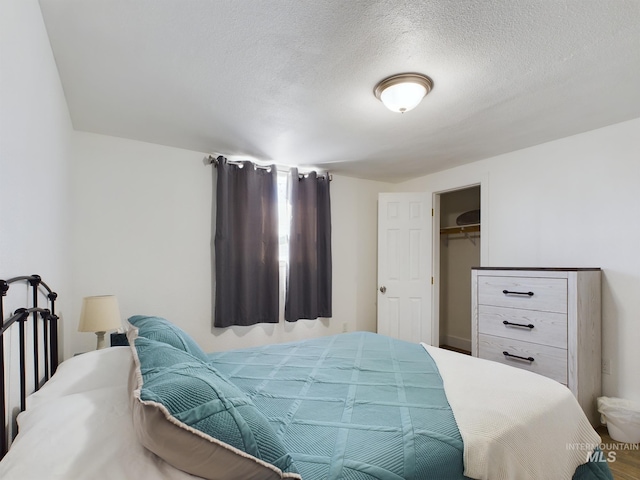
[443,335,471,352]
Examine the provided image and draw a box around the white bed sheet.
[424,344,601,480]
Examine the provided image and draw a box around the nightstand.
[110,332,128,346]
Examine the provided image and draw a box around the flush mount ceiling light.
[374,73,433,113]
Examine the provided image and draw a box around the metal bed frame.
[0,275,59,459]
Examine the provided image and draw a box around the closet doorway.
[437,186,480,354]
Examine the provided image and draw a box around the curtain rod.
[205,155,271,170]
[205,155,332,181]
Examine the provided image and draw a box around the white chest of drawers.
[471,268,602,426]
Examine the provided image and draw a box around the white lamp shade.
[379,82,427,113]
[78,295,121,333]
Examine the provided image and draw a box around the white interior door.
[377,193,432,344]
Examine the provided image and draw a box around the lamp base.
[95,331,107,350]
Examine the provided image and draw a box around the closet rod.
[439,224,480,235]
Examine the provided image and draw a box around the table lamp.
[78,295,122,350]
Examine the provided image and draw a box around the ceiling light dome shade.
[374,73,433,113]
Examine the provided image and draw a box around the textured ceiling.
[39,0,640,182]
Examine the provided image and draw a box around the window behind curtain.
[277,172,291,264]
[213,165,330,326]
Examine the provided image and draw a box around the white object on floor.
[598,396,640,444]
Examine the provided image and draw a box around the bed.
[0,280,613,480]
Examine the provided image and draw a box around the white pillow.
[0,386,196,479]
[0,347,195,480]
[27,346,131,408]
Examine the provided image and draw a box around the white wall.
[0,0,73,350]
[399,118,640,402]
[70,131,388,355]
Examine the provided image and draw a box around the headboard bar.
[5,275,55,295]
[0,275,59,460]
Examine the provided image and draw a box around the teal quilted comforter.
[208,332,612,480]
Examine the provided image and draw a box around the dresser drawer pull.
[502,320,535,329]
[502,289,534,296]
[502,351,535,362]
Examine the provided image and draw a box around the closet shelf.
[440,224,480,235]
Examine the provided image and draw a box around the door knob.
[379,286,387,294]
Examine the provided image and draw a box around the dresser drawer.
[477,305,567,349]
[477,275,567,313]
[477,334,568,384]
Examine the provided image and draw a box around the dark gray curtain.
[214,158,279,327]
[285,169,332,322]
